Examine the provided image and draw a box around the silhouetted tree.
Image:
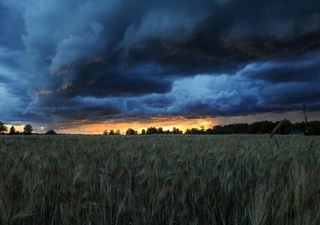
[185,128,202,134]
[0,121,7,134]
[157,127,164,134]
[172,127,182,134]
[141,129,146,135]
[146,127,158,135]
[308,121,320,135]
[248,121,273,134]
[45,130,57,135]
[103,130,108,135]
[23,124,33,135]
[276,120,293,134]
[126,128,138,135]
[109,130,115,135]
[200,126,205,132]
[116,130,121,135]
[172,127,177,134]
[9,126,16,135]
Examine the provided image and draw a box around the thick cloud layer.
[0,0,320,125]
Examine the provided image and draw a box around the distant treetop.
[9,126,16,135]
[23,124,33,135]
[45,130,58,135]
[0,121,8,134]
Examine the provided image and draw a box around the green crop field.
[0,135,319,225]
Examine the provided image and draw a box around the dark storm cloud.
[0,0,320,124]
[59,62,172,98]
[241,52,320,83]
[0,2,24,49]
[124,0,320,74]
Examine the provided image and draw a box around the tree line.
[1,120,319,136]
[201,120,320,135]
[0,122,33,135]
[103,127,184,136]
[102,127,183,135]
[104,120,320,136]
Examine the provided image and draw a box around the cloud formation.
[0,0,319,126]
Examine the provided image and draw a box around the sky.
[0,0,320,134]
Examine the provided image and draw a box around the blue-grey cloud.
[0,0,320,125]
[240,52,320,83]
[70,70,320,119]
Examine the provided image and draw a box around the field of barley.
[0,135,319,225]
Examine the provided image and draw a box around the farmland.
[0,135,319,225]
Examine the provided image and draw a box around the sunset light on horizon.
[55,116,216,134]
[0,1,319,223]
[3,110,320,134]
[0,0,319,133]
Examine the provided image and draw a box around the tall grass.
[0,135,319,225]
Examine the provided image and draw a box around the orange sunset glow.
[4,124,26,133]
[57,116,217,134]
[54,110,320,135]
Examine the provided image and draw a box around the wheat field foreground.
[0,135,319,225]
